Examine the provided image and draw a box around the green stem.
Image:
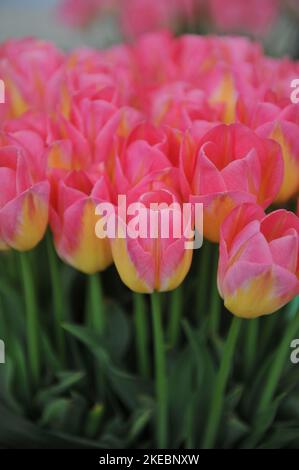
[257,296,299,414]
[196,242,210,323]
[168,286,183,348]
[185,397,195,449]
[151,292,168,449]
[244,319,258,379]
[0,295,7,345]
[134,293,150,379]
[46,234,65,362]
[87,274,106,400]
[19,251,40,387]
[202,316,242,449]
[260,313,278,357]
[87,274,105,335]
[208,247,221,337]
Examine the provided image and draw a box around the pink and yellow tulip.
[218,203,299,318]
[111,188,193,293]
[0,143,49,251]
[257,120,299,203]
[0,38,63,120]
[50,170,113,274]
[181,123,283,242]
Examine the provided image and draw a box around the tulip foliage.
[0,32,299,449]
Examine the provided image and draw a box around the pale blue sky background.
[0,0,117,48]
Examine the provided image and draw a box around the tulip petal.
[159,237,193,291]
[111,235,154,293]
[191,191,256,242]
[222,261,299,318]
[269,233,298,274]
[56,197,112,274]
[0,181,49,251]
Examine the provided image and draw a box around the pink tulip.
[256,120,299,203]
[0,38,64,119]
[58,0,197,37]
[209,0,279,35]
[110,188,193,293]
[177,35,263,124]
[2,116,47,181]
[113,122,188,206]
[237,86,299,204]
[46,45,135,118]
[112,122,173,194]
[119,0,197,38]
[46,104,141,172]
[50,169,113,274]
[0,136,49,251]
[181,123,283,242]
[57,0,106,27]
[150,82,220,130]
[218,203,299,318]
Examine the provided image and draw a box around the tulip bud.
[50,170,113,274]
[110,189,193,293]
[182,123,283,242]
[0,38,63,119]
[0,146,49,251]
[257,120,299,203]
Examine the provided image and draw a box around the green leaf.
[40,398,71,429]
[103,301,130,362]
[242,393,286,448]
[36,371,85,405]
[223,415,250,448]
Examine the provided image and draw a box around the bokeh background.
[0,0,299,56]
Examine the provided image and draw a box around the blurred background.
[0,0,298,57]
[0,0,121,49]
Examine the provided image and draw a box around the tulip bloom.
[57,0,105,27]
[237,97,299,203]
[150,82,219,130]
[0,38,63,119]
[182,123,283,242]
[218,203,299,318]
[110,189,193,293]
[50,170,113,274]
[0,145,49,251]
[112,123,173,192]
[46,104,141,172]
[257,120,299,203]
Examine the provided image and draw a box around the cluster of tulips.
[0,32,299,320]
[58,0,291,37]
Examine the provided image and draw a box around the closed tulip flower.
[0,38,64,119]
[50,170,113,274]
[0,145,49,251]
[112,123,173,194]
[46,103,141,173]
[257,120,299,203]
[182,123,283,242]
[209,0,279,36]
[218,203,299,318]
[110,188,193,293]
